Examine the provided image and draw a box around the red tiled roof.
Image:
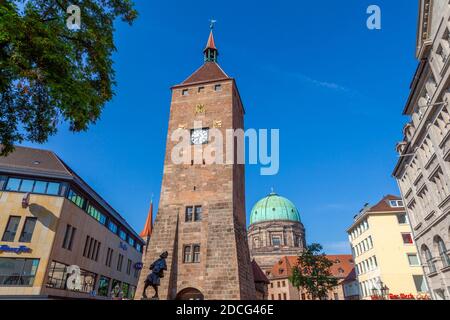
[252,260,270,284]
[367,195,404,212]
[342,267,357,284]
[269,255,354,280]
[179,62,230,86]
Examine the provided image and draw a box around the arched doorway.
[176,287,204,300]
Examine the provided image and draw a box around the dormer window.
[389,200,404,208]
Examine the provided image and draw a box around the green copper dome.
[249,193,301,225]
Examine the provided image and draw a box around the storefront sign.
[0,245,31,254]
[134,262,143,270]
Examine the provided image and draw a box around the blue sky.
[21,0,418,254]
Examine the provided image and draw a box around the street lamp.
[380,283,390,299]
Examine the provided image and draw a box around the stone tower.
[136,29,256,300]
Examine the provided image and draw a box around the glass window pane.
[33,181,47,194]
[19,180,34,192]
[19,218,37,243]
[5,178,21,191]
[408,254,420,266]
[46,182,60,195]
[2,216,21,242]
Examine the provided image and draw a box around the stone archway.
[175,287,204,300]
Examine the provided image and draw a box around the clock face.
[191,128,209,145]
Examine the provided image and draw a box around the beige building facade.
[347,195,428,300]
[393,0,450,300]
[0,146,144,299]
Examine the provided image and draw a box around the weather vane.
[209,19,217,30]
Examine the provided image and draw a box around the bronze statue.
[142,251,168,300]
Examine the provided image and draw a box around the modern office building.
[393,0,450,300]
[0,146,144,299]
[347,195,429,300]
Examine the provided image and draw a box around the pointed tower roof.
[140,201,153,239]
[204,30,217,52]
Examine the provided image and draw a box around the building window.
[86,204,107,225]
[271,294,274,300]
[136,243,142,253]
[106,248,114,268]
[182,89,189,96]
[407,253,420,266]
[18,217,37,243]
[183,244,200,263]
[183,245,192,263]
[198,86,205,93]
[193,245,200,263]
[401,233,414,244]
[185,206,193,222]
[282,280,286,287]
[270,282,273,288]
[4,177,60,195]
[397,213,408,224]
[389,200,404,207]
[422,245,436,273]
[126,259,132,275]
[283,293,287,300]
[185,206,202,222]
[67,189,86,209]
[107,220,118,234]
[435,236,450,268]
[62,224,77,251]
[194,206,202,221]
[117,254,124,272]
[413,275,427,293]
[0,258,39,286]
[214,84,222,91]
[118,229,127,241]
[277,281,280,288]
[128,237,135,247]
[98,276,111,297]
[272,236,281,246]
[2,216,21,242]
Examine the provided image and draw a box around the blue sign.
[119,242,128,251]
[0,245,32,254]
[134,262,143,270]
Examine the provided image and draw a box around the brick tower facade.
[136,30,256,300]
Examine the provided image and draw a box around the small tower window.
[182,89,189,96]
[198,86,205,93]
[214,84,222,91]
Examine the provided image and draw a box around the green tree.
[289,243,338,300]
[0,0,137,155]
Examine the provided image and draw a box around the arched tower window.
[434,236,450,268]
[421,245,436,273]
